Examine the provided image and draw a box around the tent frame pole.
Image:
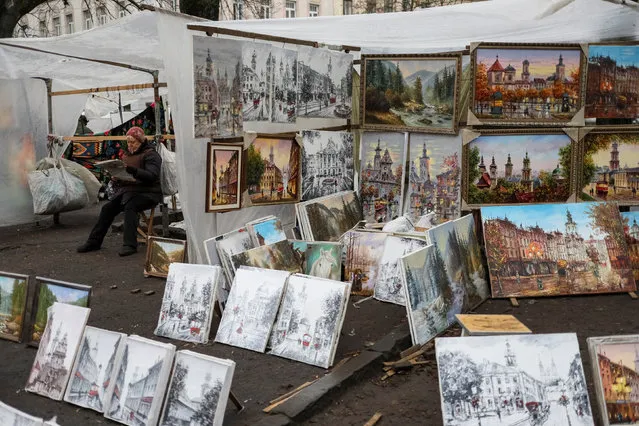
[49,82,168,96]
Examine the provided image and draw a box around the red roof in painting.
[488,58,504,72]
[477,172,492,189]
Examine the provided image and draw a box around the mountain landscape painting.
[0,271,28,342]
[145,237,187,278]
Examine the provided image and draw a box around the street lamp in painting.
[525,241,544,290]
[612,372,633,423]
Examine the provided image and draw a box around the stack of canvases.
[22,301,236,426]
[0,400,59,424]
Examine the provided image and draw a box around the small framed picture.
[144,236,188,278]
[27,277,92,347]
[206,143,243,212]
[0,271,30,343]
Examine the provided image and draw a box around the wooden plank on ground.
[364,412,383,426]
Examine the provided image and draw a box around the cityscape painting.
[586,44,639,121]
[246,137,300,205]
[193,36,243,138]
[144,237,187,278]
[481,202,636,298]
[25,303,91,400]
[215,267,289,352]
[436,333,594,426]
[300,130,355,201]
[212,227,255,282]
[297,46,353,119]
[588,335,639,426]
[342,230,387,296]
[404,133,461,224]
[360,132,407,223]
[242,42,272,122]
[466,131,574,205]
[64,327,126,413]
[154,263,221,344]
[579,130,639,203]
[271,46,298,123]
[298,190,363,241]
[472,44,584,124]
[0,401,43,425]
[621,211,639,282]
[231,240,302,273]
[159,350,235,426]
[0,271,28,342]
[268,274,350,368]
[363,54,461,134]
[206,143,242,212]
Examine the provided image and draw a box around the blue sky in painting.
[589,45,639,68]
[621,211,639,225]
[0,275,25,293]
[44,283,88,303]
[253,219,285,245]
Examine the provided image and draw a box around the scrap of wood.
[364,412,383,426]
[332,355,353,370]
[383,348,425,367]
[392,359,430,370]
[400,344,422,359]
[629,291,638,300]
[509,297,520,307]
[381,369,396,381]
[263,382,314,413]
[267,380,317,406]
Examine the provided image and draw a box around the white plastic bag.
[27,160,89,215]
[158,142,178,195]
[35,157,101,204]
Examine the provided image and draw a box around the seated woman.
[77,126,163,256]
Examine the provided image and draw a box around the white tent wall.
[51,81,89,140]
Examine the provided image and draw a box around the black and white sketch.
[297,47,353,119]
[25,303,90,401]
[301,130,354,201]
[268,274,350,368]
[436,333,594,426]
[215,267,289,352]
[64,327,126,413]
[154,263,220,344]
[271,46,298,123]
[159,350,235,426]
[0,400,44,425]
[242,42,273,123]
[212,227,256,283]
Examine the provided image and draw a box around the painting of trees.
[192,380,224,426]
[484,221,509,295]
[474,62,491,104]
[438,350,482,416]
[587,203,627,249]
[165,361,189,423]
[246,143,265,191]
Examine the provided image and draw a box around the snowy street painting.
[343,230,387,296]
[0,401,43,426]
[301,130,354,201]
[271,46,298,123]
[268,274,349,368]
[242,42,272,122]
[215,267,289,352]
[436,333,594,426]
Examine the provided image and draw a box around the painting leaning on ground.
[0,272,28,342]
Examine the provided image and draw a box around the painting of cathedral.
[206,143,242,212]
[193,36,243,138]
[579,129,639,203]
[621,211,639,282]
[301,130,354,201]
[359,132,407,223]
[247,137,300,205]
[25,302,91,400]
[271,46,298,123]
[465,130,574,206]
[242,42,273,122]
[471,44,585,124]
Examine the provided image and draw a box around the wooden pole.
[63,135,175,141]
[49,82,168,97]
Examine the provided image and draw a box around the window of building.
[97,7,108,25]
[260,0,271,18]
[66,13,74,33]
[285,1,296,18]
[497,378,501,384]
[118,7,127,18]
[309,3,319,17]
[52,17,61,36]
[343,0,352,14]
[39,20,47,37]
[83,10,93,30]
[383,0,393,12]
[233,0,244,20]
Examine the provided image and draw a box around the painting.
[588,335,639,426]
[464,129,575,206]
[25,302,91,400]
[300,130,354,201]
[0,271,28,342]
[271,46,298,123]
[428,215,489,310]
[297,190,363,241]
[206,143,242,212]
[64,327,126,413]
[231,240,301,273]
[154,263,220,344]
[362,53,461,134]
[305,242,342,281]
[342,230,387,296]
[0,401,43,425]
[28,277,91,346]
[104,335,175,426]
[482,202,636,298]
[297,46,353,119]
[242,42,272,122]
[360,132,407,223]
[436,333,594,426]
[585,44,639,122]
[268,274,350,368]
[159,350,235,426]
[193,36,243,138]
[210,227,255,283]
[405,133,461,224]
[471,43,585,126]
[215,267,289,352]
[144,237,187,278]
[621,211,639,282]
[246,137,300,205]
[579,129,639,203]
[247,216,287,246]
[374,236,429,305]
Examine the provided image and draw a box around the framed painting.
[578,128,639,204]
[361,53,462,134]
[27,277,91,347]
[621,211,639,282]
[469,42,587,127]
[144,236,187,278]
[585,43,639,123]
[206,143,242,212]
[462,128,578,208]
[0,271,29,343]
[246,136,300,206]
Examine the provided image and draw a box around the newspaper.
[95,159,137,182]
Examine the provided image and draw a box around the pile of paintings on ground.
[0,400,54,425]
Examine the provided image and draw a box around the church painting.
[482,202,636,298]
[359,132,407,223]
[247,137,300,205]
[621,212,639,282]
[471,43,585,125]
[579,129,639,204]
[464,130,574,206]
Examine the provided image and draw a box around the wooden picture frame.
[360,52,463,134]
[26,277,92,347]
[206,142,243,212]
[0,271,30,343]
[468,42,587,127]
[461,127,579,209]
[144,236,188,278]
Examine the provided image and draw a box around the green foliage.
[246,144,265,188]
[558,144,572,181]
[11,279,27,317]
[180,0,219,20]
[413,76,424,105]
[35,284,58,329]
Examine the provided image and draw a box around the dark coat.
[115,142,163,204]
